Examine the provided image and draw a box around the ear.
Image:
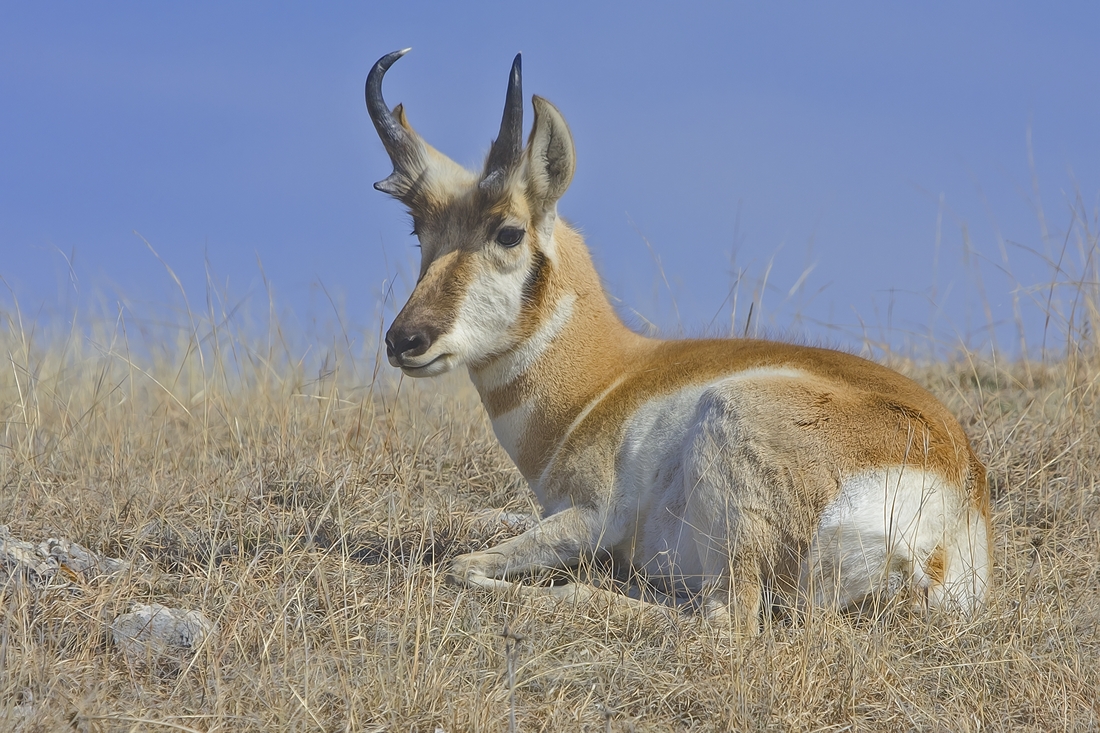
[393,103,414,132]
[525,96,575,209]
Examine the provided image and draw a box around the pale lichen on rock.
[0,525,132,587]
[110,603,216,662]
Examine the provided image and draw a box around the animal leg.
[457,572,672,618]
[682,390,780,636]
[685,481,770,635]
[697,551,767,637]
[448,506,598,587]
[448,506,676,617]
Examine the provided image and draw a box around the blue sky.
[2,3,1097,357]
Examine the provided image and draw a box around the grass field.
[2,256,1100,732]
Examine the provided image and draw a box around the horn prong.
[373,173,406,196]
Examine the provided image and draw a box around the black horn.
[481,53,523,188]
[366,48,424,196]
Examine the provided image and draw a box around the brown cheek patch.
[510,214,563,342]
[479,251,554,419]
[521,249,548,304]
[477,250,557,419]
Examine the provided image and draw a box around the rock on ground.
[0,525,132,586]
[110,603,216,661]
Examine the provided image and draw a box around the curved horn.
[366,48,424,196]
[481,53,523,188]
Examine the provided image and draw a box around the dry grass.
[2,283,1099,732]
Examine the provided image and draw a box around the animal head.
[367,49,576,377]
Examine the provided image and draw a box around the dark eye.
[495,227,525,248]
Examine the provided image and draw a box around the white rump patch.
[805,467,988,612]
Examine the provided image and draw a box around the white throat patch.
[471,293,577,391]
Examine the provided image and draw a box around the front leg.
[448,505,677,619]
[449,506,599,589]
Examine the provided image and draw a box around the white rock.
[1,525,132,587]
[0,525,57,583]
[110,603,216,661]
[39,537,131,578]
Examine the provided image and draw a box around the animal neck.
[468,220,645,484]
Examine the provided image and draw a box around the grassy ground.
[1,301,1099,732]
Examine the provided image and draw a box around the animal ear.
[525,95,575,209]
[393,103,414,132]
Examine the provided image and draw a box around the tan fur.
[925,544,947,585]
[370,52,991,632]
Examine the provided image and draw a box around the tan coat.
[367,50,990,632]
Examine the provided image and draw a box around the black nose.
[385,327,430,359]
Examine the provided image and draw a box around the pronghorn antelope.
[366,49,991,632]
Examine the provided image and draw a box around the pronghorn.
[366,49,991,632]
